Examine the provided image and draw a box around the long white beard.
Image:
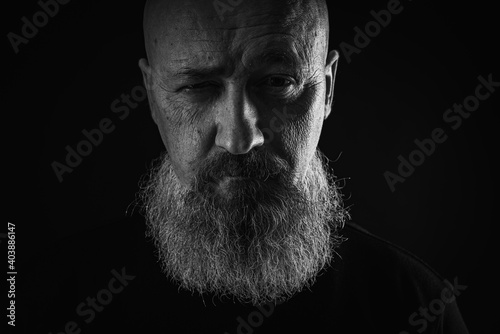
[139,149,347,305]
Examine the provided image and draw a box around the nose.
[215,87,265,155]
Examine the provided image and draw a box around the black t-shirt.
[23,213,469,333]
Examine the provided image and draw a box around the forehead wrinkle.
[237,34,310,74]
[227,15,324,73]
[144,0,329,70]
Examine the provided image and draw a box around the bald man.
[25,0,469,333]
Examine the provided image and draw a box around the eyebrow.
[255,50,299,69]
[171,49,302,80]
[173,66,226,80]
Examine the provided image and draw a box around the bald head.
[142,0,330,69]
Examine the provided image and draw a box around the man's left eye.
[256,75,298,99]
[262,75,294,88]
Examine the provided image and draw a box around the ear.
[324,50,339,120]
[138,58,159,125]
[138,58,152,89]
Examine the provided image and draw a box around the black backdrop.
[5,0,498,333]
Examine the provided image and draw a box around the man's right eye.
[179,82,219,93]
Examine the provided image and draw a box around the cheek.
[163,126,208,185]
[154,97,213,184]
[282,113,323,176]
[279,89,326,177]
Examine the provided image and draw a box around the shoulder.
[340,221,444,279]
[322,221,469,333]
[335,221,448,299]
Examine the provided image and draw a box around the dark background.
[5,0,498,333]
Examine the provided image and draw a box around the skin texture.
[139,0,338,191]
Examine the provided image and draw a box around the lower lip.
[216,177,248,193]
[219,176,249,184]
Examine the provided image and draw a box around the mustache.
[194,149,291,188]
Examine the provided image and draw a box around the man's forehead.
[144,0,328,69]
[145,0,314,29]
[160,36,306,78]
